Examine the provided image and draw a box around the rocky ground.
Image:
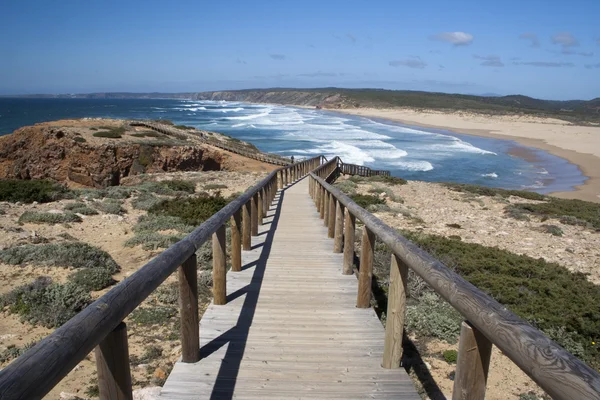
[0,170,268,400]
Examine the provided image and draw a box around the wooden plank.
[161,178,419,400]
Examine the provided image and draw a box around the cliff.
[0,120,225,188]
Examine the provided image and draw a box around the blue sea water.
[0,98,585,194]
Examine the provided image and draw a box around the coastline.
[333,108,600,203]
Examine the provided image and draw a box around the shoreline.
[332,108,600,203]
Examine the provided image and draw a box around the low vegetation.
[400,230,600,368]
[91,198,125,215]
[64,202,99,215]
[68,268,116,291]
[442,349,458,364]
[93,126,126,138]
[0,179,70,203]
[18,211,82,224]
[0,341,36,364]
[131,192,161,210]
[0,277,91,328]
[349,194,386,209]
[509,197,600,230]
[148,193,231,226]
[444,182,546,201]
[0,242,120,273]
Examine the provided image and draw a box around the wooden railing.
[339,160,390,177]
[310,157,600,400]
[129,121,292,166]
[0,156,323,400]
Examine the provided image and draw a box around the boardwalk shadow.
[200,186,286,400]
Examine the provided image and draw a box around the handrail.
[309,161,600,400]
[0,155,323,399]
[129,121,292,166]
[338,159,390,177]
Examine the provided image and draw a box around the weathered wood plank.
[160,178,418,400]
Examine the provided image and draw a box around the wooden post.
[333,201,344,253]
[319,187,326,219]
[95,322,133,400]
[328,193,336,238]
[213,225,227,305]
[257,190,264,225]
[452,321,493,400]
[179,255,199,362]
[242,200,251,251]
[382,254,408,368]
[357,227,375,308]
[323,191,330,227]
[316,183,322,210]
[231,210,241,271]
[251,193,259,236]
[343,212,356,274]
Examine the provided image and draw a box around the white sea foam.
[225,109,272,121]
[521,181,545,189]
[482,172,498,178]
[423,138,496,155]
[388,160,434,172]
[219,107,244,113]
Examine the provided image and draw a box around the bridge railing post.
[382,254,407,369]
[319,186,326,219]
[231,210,242,271]
[257,190,264,225]
[343,212,356,275]
[213,225,227,305]
[328,193,336,238]
[323,191,330,227]
[179,254,200,362]
[95,322,133,400]
[251,193,259,236]
[242,200,251,250]
[333,200,344,253]
[453,321,492,400]
[357,226,375,308]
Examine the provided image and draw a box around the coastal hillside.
[0,119,277,188]
[195,88,600,124]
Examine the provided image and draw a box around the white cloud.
[473,55,504,67]
[552,32,579,48]
[584,63,600,69]
[519,33,540,48]
[430,32,473,46]
[389,57,427,69]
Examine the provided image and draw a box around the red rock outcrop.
[0,124,224,188]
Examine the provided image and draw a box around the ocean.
[0,98,585,194]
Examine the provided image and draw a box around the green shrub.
[541,224,563,236]
[204,183,228,190]
[92,198,124,214]
[18,211,82,225]
[133,214,194,235]
[504,205,531,221]
[442,349,458,363]
[401,230,600,368]
[124,232,183,250]
[149,194,230,226]
[349,194,385,209]
[73,136,87,143]
[0,341,36,364]
[0,242,119,273]
[130,306,177,325]
[446,223,462,229]
[131,192,161,210]
[511,198,600,229]
[164,180,195,194]
[156,282,179,305]
[368,175,408,186]
[93,127,126,138]
[64,202,99,216]
[405,292,463,343]
[139,345,163,363]
[105,186,135,199]
[334,180,358,195]
[0,277,91,328]
[68,268,116,291]
[368,187,385,195]
[0,180,70,203]
[444,183,546,201]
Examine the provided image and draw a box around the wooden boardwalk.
[160,178,419,399]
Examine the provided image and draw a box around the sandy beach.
[335,108,600,203]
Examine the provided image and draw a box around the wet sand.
[334,108,600,203]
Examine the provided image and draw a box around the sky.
[1,0,599,100]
